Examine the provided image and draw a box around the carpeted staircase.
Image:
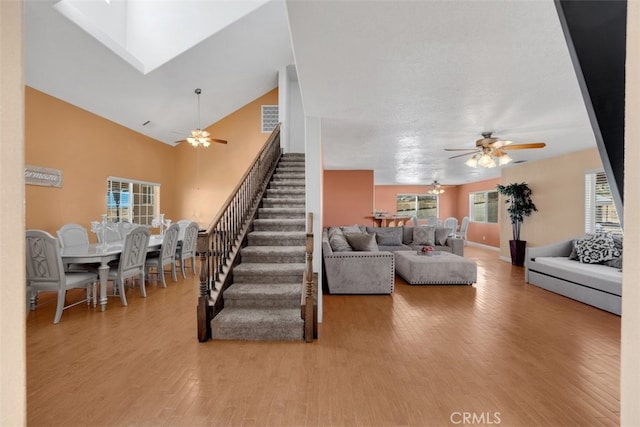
[211,153,306,340]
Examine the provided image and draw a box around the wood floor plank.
[26,246,620,426]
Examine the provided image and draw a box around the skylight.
[54,0,270,74]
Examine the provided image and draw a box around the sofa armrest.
[446,237,464,256]
[323,251,395,294]
[525,238,577,281]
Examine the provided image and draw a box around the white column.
[621,1,640,423]
[305,116,323,322]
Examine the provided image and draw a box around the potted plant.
[496,182,538,266]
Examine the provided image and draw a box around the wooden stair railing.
[302,212,318,342]
[197,125,281,342]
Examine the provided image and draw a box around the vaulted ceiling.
[25,0,597,185]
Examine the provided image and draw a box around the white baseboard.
[499,255,512,263]
[466,241,500,251]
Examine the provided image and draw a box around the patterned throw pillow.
[344,232,379,251]
[576,233,621,264]
[413,226,436,246]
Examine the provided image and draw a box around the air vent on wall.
[261,105,278,133]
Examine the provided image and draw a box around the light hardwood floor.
[27,246,620,426]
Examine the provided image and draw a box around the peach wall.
[323,170,373,227]
[374,185,459,220]
[172,89,279,227]
[456,178,501,247]
[25,87,177,238]
[25,86,278,237]
[499,148,603,259]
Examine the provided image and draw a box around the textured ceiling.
[25,0,597,186]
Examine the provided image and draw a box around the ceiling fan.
[174,88,228,147]
[445,132,546,168]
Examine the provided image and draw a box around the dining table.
[60,235,163,311]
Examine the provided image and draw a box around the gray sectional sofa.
[525,237,622,315]
[322,225,464,294]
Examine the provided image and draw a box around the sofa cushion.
[366,227,403,246]
[413,226,436,246]
[576,233,621,264]
[328,227,353,252]
[434,227,450,246]
[402,226,414,245]
[344,232,379,251]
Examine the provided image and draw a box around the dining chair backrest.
[182,222,199,258]
[117,226,151,278]
[457,216,470,241]
[26,230,65,287]
[56,224,89,248]
[443,217,458,235]
[117,221,135,238]
[177,219,191,241]
[159,223,180,266]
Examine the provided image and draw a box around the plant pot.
[509,240,527,267]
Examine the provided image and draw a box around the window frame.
[469,190,498,224]
[584,169,622,235]
[396,194,439,220]
[106,176,160,226]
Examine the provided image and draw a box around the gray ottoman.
[394,251,477,285]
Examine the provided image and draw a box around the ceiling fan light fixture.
[428,180,445,195]
[187,88,213,148]
[478,152,496,168]
[465,155,478,168]
[498,153,513,166]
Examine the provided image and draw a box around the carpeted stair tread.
[253,219,306,231]
[240,246,305,263]
[234,262,305,275]
[257,208,306,220]
[225,283,302,300]
[211,308,304,341]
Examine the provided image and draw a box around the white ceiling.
[25,0,598,186]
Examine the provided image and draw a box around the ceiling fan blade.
[212,138,228,144]
[448,150,480,160]
[490,140,513,149]
[502,142,546,150]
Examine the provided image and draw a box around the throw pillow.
[344,232,379,251]
[365,227,403,246]
[568,239,582,260]
[434,227,450,246]
[604,253,623,270]
[576,233,621,264]
[341,224,364,234]
[402,226,413,245]
[328,227,353,252]
[413,226,436,246]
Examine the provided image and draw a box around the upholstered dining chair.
[107,226,150,306]
[97,224,122,244]
[176,221,199,279]
[455,216,470,244]
[56,223,90,247]
[145,223,180,288]
[442,217,458,236]
[57,223,95,272]
[176,219,192,242]
[25,230,97,324]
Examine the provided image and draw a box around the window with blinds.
[107,177,160,225]
[396,194,439,219]
[584,170,622,235]
[469,190,498,223]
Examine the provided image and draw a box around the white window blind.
[584,170,622,235]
